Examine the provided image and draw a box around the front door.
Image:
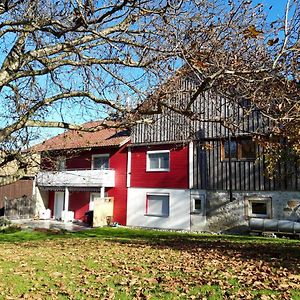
[54,192,64,220]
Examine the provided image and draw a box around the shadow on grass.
[74,227,300,272]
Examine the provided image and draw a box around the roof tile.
[32,121,130,152]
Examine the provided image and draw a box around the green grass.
[1,226,300,244]
[0,227,299,299]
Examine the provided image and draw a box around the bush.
[0,225,21,234]
[0,217,11,227]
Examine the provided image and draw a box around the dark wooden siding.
[133,75,269,144]
[193,140,299,191]
[0,179,34,210]
[132,74,299,192]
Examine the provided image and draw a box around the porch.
[36,169,115,223]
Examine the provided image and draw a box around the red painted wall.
[69,191,90,220]
[130,144,189,189]
[48,191,54,217]
[43,145,128,225]
[107,145,128,225]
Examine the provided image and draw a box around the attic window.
[239,99,251,109]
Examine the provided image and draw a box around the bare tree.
[0,0,182,183]
[136,0,299,171]
[0,0,299,184]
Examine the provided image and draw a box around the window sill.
[221,158,255,162]
[248,214,270,219]
[146,169,170,172]
[144,214,169,218]
[190,211,202,215]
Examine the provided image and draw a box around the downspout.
[228,135,233,202]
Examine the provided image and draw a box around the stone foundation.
[191,190,300,233]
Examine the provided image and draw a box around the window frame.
[145,193,170,217]
[191,195,205,215]
[221,137,256,161]
[245,197,272,219]
[91,154,110,170]
[146,150,170,172]
[56,156,66,171]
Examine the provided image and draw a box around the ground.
[0,227,299,299]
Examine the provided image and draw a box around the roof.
[32,121,130,152]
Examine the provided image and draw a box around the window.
[56,157,66,171]
[246,197,272,219]
[92,154,109,170]
[223,140,238,160]
[222,138,256,161]
[240,139,256,160]
[146,194,169,217]
[192,196,205,214]
[147,150,170,171]
[238,99,251,109]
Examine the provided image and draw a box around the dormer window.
[92,154,109,170]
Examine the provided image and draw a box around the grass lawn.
[0,227,299,299]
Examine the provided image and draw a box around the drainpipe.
[64,187,69,223]
[228,135,233,202]
[127,146,131,188]
[100,186,105,198]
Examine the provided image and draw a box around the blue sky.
[253,0,287,20]
[0,1,292,146]
[33,0,292,144]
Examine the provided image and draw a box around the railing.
[36,169,115,187]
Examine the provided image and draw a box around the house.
[126,72,300,232]
[32,121,130,225]
[3,72,299,233]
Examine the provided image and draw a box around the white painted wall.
[127,188,191,230]
[35,187,49,214]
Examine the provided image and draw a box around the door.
[54,192,64,220]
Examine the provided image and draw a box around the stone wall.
[193,190,300,233]
[4,196,36,220]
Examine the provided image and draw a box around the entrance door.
[54,192,64,220]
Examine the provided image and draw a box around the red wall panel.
[130,144,189,189]
[66,148,115,169]
[69,191,90,220]
[48,191,54,217]
[107,145,128,225]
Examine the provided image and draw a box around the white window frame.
[192,195,205,214]
[91,154,109,170]
[146,150,170,172]
[145,193,170,217]
[245,197,272,219]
